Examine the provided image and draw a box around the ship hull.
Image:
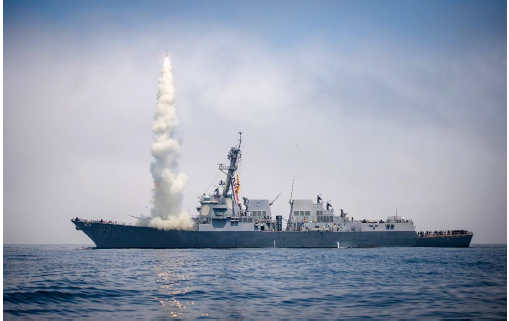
[416,235,473,247]
[73,221,471,248]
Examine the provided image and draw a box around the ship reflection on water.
[154,253,206,318]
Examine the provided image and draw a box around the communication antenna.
[269,193,281,206]
[238,131,242,148]
[289,176,295,204]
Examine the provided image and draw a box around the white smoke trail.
[142,56,193,230]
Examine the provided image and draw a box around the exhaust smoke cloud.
[142,56,193,230]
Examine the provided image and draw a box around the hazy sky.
[4,0,506,244]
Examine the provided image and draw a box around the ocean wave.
[3,245,507,319]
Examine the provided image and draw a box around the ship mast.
[219,132,242,198]
[286,176,295,230]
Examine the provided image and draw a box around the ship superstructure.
[72,134,473,248]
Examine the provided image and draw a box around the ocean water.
[3,245,507,319]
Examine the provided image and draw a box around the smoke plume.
[142,56,193,230]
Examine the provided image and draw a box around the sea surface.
[3,244,507,319]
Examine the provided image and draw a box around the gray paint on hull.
[416,235,473,247]
[72,221,469,248]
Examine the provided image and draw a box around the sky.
[4,0,507,244]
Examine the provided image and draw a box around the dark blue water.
[4,245,506,319]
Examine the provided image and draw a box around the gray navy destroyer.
[72,134,473,248]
